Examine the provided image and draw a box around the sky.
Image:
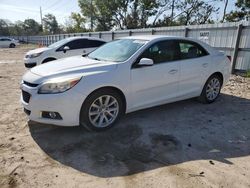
[0,0,80,25]
[0,0,236,25]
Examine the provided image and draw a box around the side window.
[0,38,10,41]
[88,40,106,48]
[138,40,180,64]
[179,41,208,60]
[64,39,88,50]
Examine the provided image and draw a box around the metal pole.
[184,27,189,37]
[40,6,43,31]
[232,23,243,73]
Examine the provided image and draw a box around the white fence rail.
[10,21,250,72]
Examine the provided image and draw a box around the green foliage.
[77,0,219,31]
[0,19,10,36]
[23,19,42,35]
[246,69,250,77]
[226,0,250,22]
[42,14,60,34]
[0,19,42,36]
[176,0,219,25]
[64,12,88,33]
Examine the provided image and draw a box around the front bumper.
[24,57,39,68]
[21,83,86,126]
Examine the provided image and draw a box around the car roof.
[121,35,188,41]
[121,35,217,54]
[66,36,106,42]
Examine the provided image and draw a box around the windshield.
[88,39,148,62]
[48,38,71,48]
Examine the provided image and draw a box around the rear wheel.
[199,75,222,103]
[9,43,15,48]
[80,89,124,131]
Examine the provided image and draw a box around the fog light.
[41,111,62,120]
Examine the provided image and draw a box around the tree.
[78,0,164,30]
[42,14,60,34]
[64,12,88,33]
[221,0,229,22]
[176,0,219,25]
[0,19,10,36]
[23,19,42,35]
[226,0,250,22]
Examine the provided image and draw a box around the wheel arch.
[84,86,127,112]
[209,72,224,85]
[42,57,57,64]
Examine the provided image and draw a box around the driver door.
[130,40,181,110]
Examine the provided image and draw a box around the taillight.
[227,55,231,62]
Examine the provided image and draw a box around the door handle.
[169,69,178,74]
[202,63,208,68]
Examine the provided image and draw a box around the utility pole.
[90,0,93,31]
[40,6,43,31]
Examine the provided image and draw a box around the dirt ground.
[0,45,250,188]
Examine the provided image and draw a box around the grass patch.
[246,70,250,78]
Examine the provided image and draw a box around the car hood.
[23,56,117,83]
[26,47,50,55]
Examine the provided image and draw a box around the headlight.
[38,77,82,94]
[27,52,43,58]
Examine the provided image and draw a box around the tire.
[80,89,124,131]
[9,43,15,48]
[42,58,56,64]
[199,74,222,104]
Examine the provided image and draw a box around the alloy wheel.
[88,95,119,128]
[206,77,221,101]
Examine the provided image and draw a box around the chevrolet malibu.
[24,37,106,68]
[21,35,231,131]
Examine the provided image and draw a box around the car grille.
[23,81,39,87]
[22,90,31,103]
[24,108,31,115]
[25,63,36,68]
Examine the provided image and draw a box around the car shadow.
[29,93,250,177]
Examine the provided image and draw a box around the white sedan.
[24,37,106,68]
[21,35,231,131]
[0,37,19,48]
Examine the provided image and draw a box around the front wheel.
[199,75,222,103]
[80,89,124,131]
[9,43,16,48]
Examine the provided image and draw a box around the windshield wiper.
[86,56,102,61]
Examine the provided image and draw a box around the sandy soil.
[0,45,250,188]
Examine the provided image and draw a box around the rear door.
[177,40,211,98]
[0,38,10,47]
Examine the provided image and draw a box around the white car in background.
[0,37,19,48]
[24,37,106,68]
[21,35,231,131]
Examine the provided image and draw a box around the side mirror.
[63,46,70,53]
[138,58,154,67]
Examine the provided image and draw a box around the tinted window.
[62,39,88,50]
[88,40,105,48]
[138,40,180,64]
[178,41,208,59]
[0,38,11,41]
